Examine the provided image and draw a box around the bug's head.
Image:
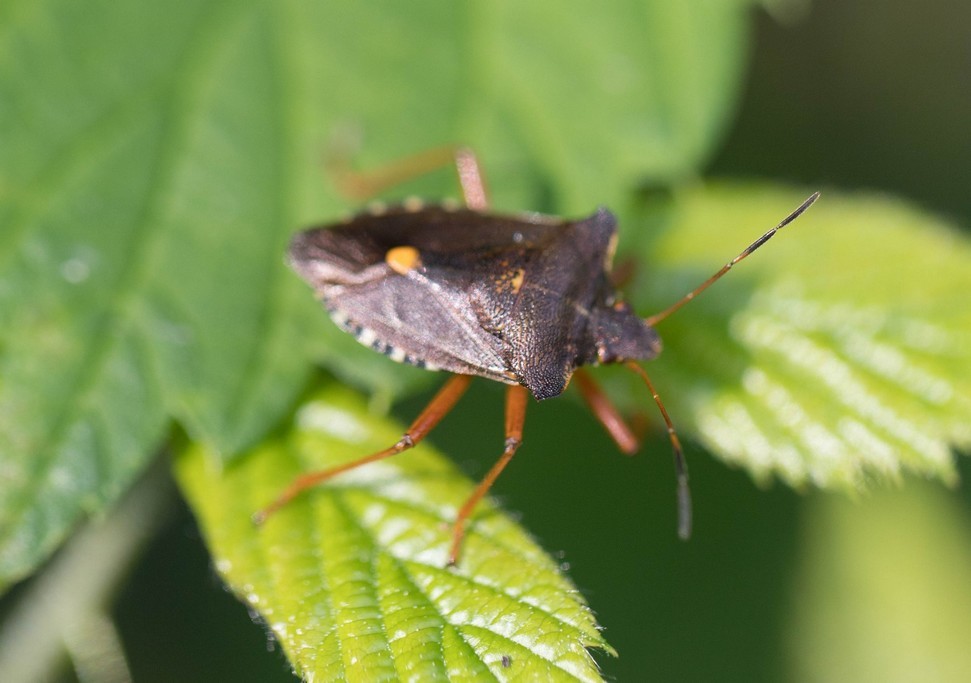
[590,302,662,365]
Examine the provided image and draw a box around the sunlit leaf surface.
[176,387,614,682]
[633,185,971,488]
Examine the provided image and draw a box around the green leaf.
[631,184,971,488]
[0,0,754,588]
[461,1,753,213]
[175,385,614,682]
[789,482,971,682]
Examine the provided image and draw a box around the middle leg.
[574,368,640,455]
[447,384,528,566]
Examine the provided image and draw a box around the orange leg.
[253,375,473,525]
[327,144,490,210]
[452,147,489,210]
[447,384,528,566]
[573,368,639,455]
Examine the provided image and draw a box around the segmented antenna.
[626,361,692,540]
[632,192,820,539]
[645,192,820,327]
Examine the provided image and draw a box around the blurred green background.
[124,3,971,682]
[3,1,971,681]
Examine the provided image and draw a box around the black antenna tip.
[803,191,821,210]
[677,479,693,540]
[780,191,822,229]
[797,191,821,216]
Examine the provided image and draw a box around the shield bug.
[254,147,819,565]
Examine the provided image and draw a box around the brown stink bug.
[254,147,819,565]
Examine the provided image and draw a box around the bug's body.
[289,204,661,400]
[257,146,818,565]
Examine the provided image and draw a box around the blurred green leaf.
[464,1,753,213]
[176,386,613,682]
[631,184,971,488]
[788,482,971,683]
[0,0,754,589]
